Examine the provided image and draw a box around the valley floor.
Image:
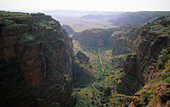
[72,40,134,107]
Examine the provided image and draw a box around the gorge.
[0,11,170,107]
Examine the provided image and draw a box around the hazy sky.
[0,0,170,11]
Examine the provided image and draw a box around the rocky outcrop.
[0,11,74,107]
[116,16,170,95]
[76,51,90,63]
[62,25,75,35]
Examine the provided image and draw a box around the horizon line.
[1,9,170,13]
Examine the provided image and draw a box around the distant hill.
[44,10,124,18]
[80,14,106,19]
[109,11,170,26]
[62,25,75,35]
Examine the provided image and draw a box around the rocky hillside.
[0,11,74,107]
[62,25,75,35]
[109,11,170,26]
[116,16,170,106]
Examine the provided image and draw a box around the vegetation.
[1,11,169,107]
[0,11,62,45]
[73,16,170,107]
[158,49,170,64]
[72,39,134,106]
[144,16,170,38]
[137,58,170,107]
[0,11,29,17]
[17,31,40,43]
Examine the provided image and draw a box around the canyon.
[0,11,170,107]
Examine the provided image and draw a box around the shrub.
[166,100,170,106]
[158,49,170,65]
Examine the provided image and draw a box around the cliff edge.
[0,11,74,107]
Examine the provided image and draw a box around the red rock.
[0,12,74,107]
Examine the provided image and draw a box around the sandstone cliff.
[0,11,74,107]
[72,61,95,88]
[111,25,137,56]
[112,37,132,56]
[77,28,115,47]
[116,16,170,106]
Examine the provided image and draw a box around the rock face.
[110,25,136,46]
[116,54,142,94]
[0,11,74,107]
[75,25,134,47]
[116,16,170,95]
[111,25,144,56]
[62,25,75,35]
[77,28,115,47]
[112,37,132,56]
[76,51,90,63]
[126,26,145,51]
[72,61,95,88]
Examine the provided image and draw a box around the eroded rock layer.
[0,11,74,107]
[117,16,170,95]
